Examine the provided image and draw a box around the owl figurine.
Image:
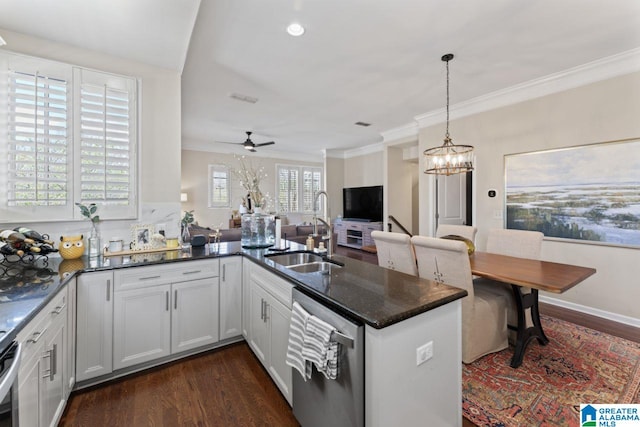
[59,235,85,260]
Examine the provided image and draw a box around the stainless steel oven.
[0,341,21,427]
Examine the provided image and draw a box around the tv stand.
[335,219,382,250]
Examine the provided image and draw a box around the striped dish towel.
[302,315,339,380]
[286,301,312,381]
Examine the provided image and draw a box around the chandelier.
[423,53,474,176]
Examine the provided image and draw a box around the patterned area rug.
[462,315,640,426]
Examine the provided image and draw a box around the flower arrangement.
[232,156,268,210]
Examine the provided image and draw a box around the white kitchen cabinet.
[245,261,293,404]
[172,277,219,353]
[112,260,220,370]
[219,256,242,340]
[76,271,113,382]
[242,258,252,339]
[17,287,68,427]
[65,277,76,394]
[113,284,172,369]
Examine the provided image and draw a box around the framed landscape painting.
[505,138,640,248]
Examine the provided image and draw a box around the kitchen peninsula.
[0,241,467,427]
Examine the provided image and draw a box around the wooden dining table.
[469,251,597,368]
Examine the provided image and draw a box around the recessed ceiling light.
[286,23,305,37]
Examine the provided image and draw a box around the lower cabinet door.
[18,343,43,427]
[171,277,220,354]
[248,280,270,365]
[41,316,66,427]
[267,296,292,405]
[113,285,171,370]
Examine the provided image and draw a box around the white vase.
[254,206,262,214]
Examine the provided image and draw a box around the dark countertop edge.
[239,252,468,329]
[1,244,467,351]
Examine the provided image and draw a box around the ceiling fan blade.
[255,141,275,147]
[248,148,257,152]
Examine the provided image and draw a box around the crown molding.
[415,47,640,129]
[342,142,385,159]
[380,122,419,144]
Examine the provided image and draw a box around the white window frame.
[276,164,323,214]
[208,164,230,208]
[0,51,138,223]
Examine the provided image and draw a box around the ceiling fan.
[221,131,275,152]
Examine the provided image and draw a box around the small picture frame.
[131,224,155,251]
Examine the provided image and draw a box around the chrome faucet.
[313,190,333,257]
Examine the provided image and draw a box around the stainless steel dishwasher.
[291,288,364,427]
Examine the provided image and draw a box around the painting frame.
[504,138,640,249]
[130,224,155,251]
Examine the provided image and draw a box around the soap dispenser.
[306,235,315,251]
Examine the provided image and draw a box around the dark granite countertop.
[0,241,467,353]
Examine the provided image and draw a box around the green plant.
[181,210,195,226]
[75,202,100,223]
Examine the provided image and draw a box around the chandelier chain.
[445,57,450,139]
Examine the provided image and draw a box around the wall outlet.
[416,341,434,366]
[493,210,503,219]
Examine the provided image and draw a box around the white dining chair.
[435,224,478,243]
[371,231,418,276]
[474,229,544,340]
[411,235,509,363]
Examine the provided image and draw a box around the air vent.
[229,93,258,104]
[355,121,371,127]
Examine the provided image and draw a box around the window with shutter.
[276,164,322,214]
[208,164,230,208]
[7,70,70,207]
[0,52,138,222]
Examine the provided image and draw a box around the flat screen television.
[343,185,383,222]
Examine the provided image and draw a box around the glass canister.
[241,213,273,248]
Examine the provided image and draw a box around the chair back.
[486,229,543,259]
[411,236,473,297]
[435,224,478,243]
[371,231,417,276]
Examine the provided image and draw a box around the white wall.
[181,149,323,227]
[385,147,417,234]
[419,71,640,321]
[325,155,345,218]
[0,29,183,244]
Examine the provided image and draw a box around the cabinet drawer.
[114,259,219,291]
[346,223,363,231]
[250,265,293,309]
[17,288,67,362]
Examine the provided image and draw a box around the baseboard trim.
[539,295,640,328]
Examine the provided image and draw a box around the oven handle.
[0,342,22,402]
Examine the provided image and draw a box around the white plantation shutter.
[276,165,322,214]
[277,165,298,213]
[208,164,230,207]
[302,167,322,212]
[7,70,70,207]
[76,69,137,219]
[0,52,138,222]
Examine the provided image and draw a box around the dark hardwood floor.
[60,342,299,427]
[60,245,637,427]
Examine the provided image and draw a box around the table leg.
[510,285,549,368]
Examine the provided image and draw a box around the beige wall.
[385,147,418,234]
[0,29,183,241]
[344,151,384,187]
[325,156,345,218]
[419,71,640,320]
[181,149,323,227]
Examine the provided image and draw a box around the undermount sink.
[265,251,342,274]
[266,251,325,266]
[287,261,341,274]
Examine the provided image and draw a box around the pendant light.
[423,54,474,176]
